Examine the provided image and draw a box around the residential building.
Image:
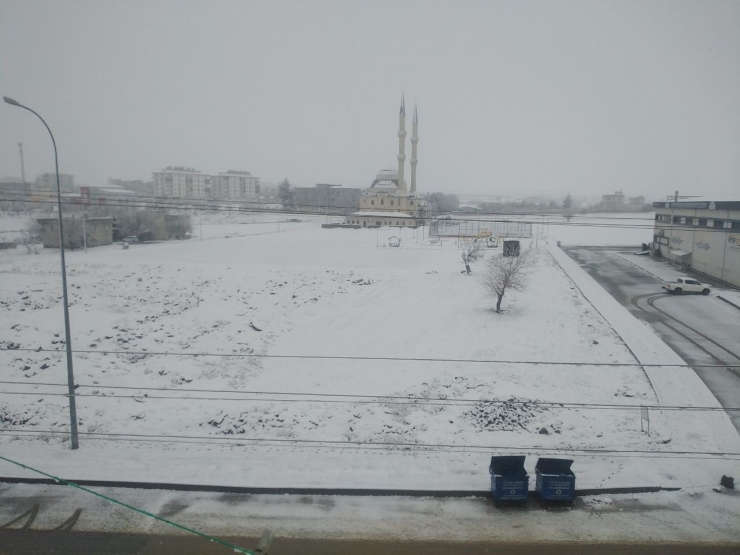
[652,196,740,287]
[294,183,362,215]
[601,190,625,209]
[209,171,260,201]
[108,178,154,197]
[35,173,74,192]
[153,167,206,199]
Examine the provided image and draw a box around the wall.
[37,217,113,249]
[653,207,740,286]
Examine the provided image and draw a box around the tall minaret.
[397,94,407,193]
[410,104,418,195]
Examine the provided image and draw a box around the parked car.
[662,278,712,295]
[124,236,139,244]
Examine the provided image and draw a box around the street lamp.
[4,96,79,449]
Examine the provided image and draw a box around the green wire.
[0,453,255,554]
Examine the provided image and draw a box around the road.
[2,530,740,555]
[562,247,740,432]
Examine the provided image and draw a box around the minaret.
[397,94,407,193]
[410,104,418,195]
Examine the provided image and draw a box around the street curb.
[611,251,665,282]
[0,476,680,498]
[717,296,740,312]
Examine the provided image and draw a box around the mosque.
[345,96,432,228]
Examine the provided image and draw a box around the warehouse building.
[652,196,740,287]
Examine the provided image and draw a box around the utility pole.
[5,96,79,449]
[18,142,26,185]
[82,214,87,253]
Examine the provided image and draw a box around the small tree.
[19,217,42,254]
[481,250,532,313]
[277,178,294,208]
[63,217,84,249]
[563,194,574,221]
[462,239,485,261]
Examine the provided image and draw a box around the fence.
[429,219,532,238]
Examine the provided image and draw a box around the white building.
[35,173,74,192]
[210,171,260,201]
[153,167,206,199]
[345,97,432,228]
[652,196,740,287]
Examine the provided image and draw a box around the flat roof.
[350,211,414,218]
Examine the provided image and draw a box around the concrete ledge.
[717,296,740,311]
[0,476,680,498]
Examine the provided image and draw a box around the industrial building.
[293,183,362,216]
[36,216,113,249]
[652,197,740,287]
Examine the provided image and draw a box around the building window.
[371,200,374,205]
[715,219,725,228]
[376,221,381,226]
[672,216,681,224]
[698,218,707,227]
[381,199,384,205]
[390,200,394,205]
[732,221,740,230]
[411,201,414,206]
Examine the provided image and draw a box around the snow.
[1,482,739,543]
[0,211,738,499]
[547,213,655,246]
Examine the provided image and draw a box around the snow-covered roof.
[350,211,414,218]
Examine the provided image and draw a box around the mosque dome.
[370,168,399,189]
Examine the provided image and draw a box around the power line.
[4,194,733,236]
[0,454,255,555]
[4,428,740,460]
[0,184,661,220]
[2,386,737,412]
[0,191,718,232]
[4,347,737,369]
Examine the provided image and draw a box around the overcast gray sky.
[1,0,739,199]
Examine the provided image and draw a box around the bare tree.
[481,250,533,313]
[461,239,485,262]
[19,217,42,254]
[63,217,85,249]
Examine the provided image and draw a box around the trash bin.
[489,455,529,504]
[503,240,520,257]
[535,458,575,503]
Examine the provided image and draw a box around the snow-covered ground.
[544,213,654,246]
[0,211,738,496]
[2,482,739,543]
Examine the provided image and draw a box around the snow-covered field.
[0,211,737,494]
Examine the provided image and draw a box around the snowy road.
[562,246,740,433]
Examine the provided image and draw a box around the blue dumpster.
[489,455,529,503]
[535,458,575,502]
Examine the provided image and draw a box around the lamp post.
[4,96,79,449]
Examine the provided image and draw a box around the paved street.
[562,247,740,432]
[2,530,740,555]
